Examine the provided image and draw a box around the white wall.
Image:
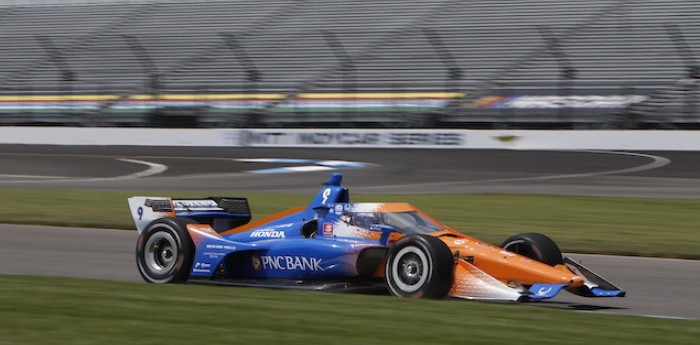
[1,127,699,151]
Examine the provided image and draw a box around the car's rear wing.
[128,196,251,233]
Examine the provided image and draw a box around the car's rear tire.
[385,234,454,299]
[500,232,564,266]
[136,217,196,283]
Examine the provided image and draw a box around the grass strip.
[0,274,697,345]
[0,189,698,258]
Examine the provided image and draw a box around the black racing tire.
[500,232,564,266]
[385,234,454,299]
[136,217,197,283]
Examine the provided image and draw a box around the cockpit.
[341,210,443,235]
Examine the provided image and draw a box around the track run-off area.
[1,144,699,319]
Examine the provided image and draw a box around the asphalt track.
[1,145,699,319]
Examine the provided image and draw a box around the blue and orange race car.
[128,173,624,301]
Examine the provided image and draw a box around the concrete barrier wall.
[1,126,699,150]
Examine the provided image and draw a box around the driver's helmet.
[347,212,382,228]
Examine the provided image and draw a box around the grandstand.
[0,0,698,128]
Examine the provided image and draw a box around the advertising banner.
[230,129,467,148]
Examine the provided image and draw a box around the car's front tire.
[136,217,196,283]
[385,235,454,299]
[500,232,564,266]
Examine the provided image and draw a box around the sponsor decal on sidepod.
[257,255,324,272]
[193,262,213,273]
[249,229,286,238]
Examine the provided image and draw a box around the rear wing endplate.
[127,196,251,233]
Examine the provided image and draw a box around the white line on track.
[0,174,69,179]
[114,158,168,179]
[361,150,672,190]
[495,151,671,181]
[0,158,167,183]
[0,151,670,184]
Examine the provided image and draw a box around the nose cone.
[567,275,584,287]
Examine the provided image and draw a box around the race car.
[127,173,625,301]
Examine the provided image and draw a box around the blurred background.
[0,0,698,129]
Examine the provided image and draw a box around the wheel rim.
[391,246,429,293]
[144,231,178,275]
